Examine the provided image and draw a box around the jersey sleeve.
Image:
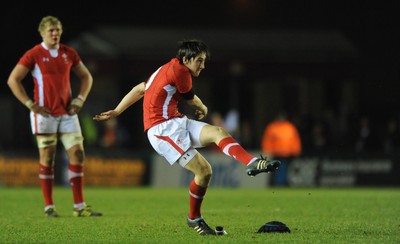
[64,45,81,67]
[18,49,36,70]
[173,63,192,94]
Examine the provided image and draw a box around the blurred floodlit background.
[0,0,399,187]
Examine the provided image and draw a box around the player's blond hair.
[38,16,63,34]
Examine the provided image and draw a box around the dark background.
[2,1,398,79]
[1,1,397,62]
[1,0,399,155]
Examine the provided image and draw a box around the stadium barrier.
[288,156,399,187]
[0,154,148,187]
[0,151,399,187]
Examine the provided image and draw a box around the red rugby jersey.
[18,42,80,116]
[143,58,192,131]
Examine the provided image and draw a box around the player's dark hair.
[176,39,210,63]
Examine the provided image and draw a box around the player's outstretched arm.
[93,82,145,121]
[93,110,119,121]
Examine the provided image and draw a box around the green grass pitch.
[0,187,399,243]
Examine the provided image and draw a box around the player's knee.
[203,171,212,183]
[196,169,212,186]
[214,126,230,137]
[42,156,55,166]
[74,149,85,163]
[200,163,213,181]
[39,144,57,166]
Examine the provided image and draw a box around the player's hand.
[68,97,84,115]
[68,105,81,115]
[93,110,118,121]
[31,104,51,117]
[195,105,208,120]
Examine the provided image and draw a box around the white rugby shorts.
[30,112,82,134]
[147,116,207,165]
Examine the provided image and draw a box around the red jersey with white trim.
[18,42,81,116]
[143,58,192,131]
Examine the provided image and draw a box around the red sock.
[217,137,255,165]
[189,180,207,219]
[39,164,54,206]
[68,164,84,205]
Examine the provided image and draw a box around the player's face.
[184,52,207,77]
[41,24,62,49]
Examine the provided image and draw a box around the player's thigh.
[184,153,212,176]
[30,113,59,134]
[147,118,191,165]
[59,115,84,164]
[197,124,230,146]
[59,114,82,133]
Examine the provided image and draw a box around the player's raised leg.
[199,124,281,176]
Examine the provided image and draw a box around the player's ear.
[183,57,189,64]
